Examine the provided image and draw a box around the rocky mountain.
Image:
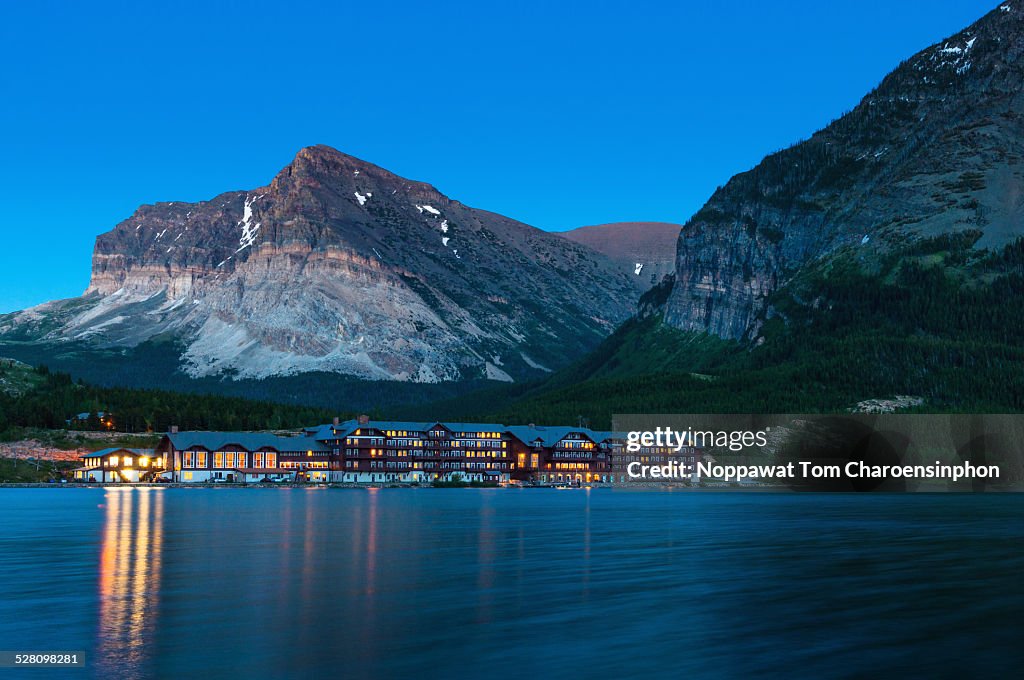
[420,2,1024,426]
[558,222,680,288]
[0,146,639,383]
[657,1,1024,340]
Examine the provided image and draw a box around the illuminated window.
[184,471,193,481]
[214,452,224,468]
[254,452,265,468]
[266,453,277,468]
[183,451,195,468]
[109,455,119,466]
[139,458,149,467]
[236,452,246,468]
[196,451,207,468]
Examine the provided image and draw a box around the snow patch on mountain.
[485,361,514,382]
[236,196,261,253]
[520,352,552,372]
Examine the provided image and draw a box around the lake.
[0,488,1021,678]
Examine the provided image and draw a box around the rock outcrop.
[660,2,1024,340]
[1,146,639,382]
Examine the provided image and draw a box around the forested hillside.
[0,363,338,437]
[402,234,1024,429]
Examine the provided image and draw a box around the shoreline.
[0,481,737,490]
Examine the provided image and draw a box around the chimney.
[333,416,340,426]
[358,414,370,425]
[169,425,179,434]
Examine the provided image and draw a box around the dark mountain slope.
[660,2,1024,340]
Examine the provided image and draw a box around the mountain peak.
[286,144,385,178]
[3,147,639,386]
[276,144,438,198]
[292,144,370,168]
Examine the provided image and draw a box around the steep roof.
[167,431,330,453]
[437,422,506,433]
[591,431,628,442]
[311,420,506,441]
[505,425,597,447]
[82,447,154,459]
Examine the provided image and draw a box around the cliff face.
[558,222,681,289]
[2,146,638,382]
[661,2,1024,340]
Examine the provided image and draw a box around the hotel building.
[506,425,612,484]
[77,417,702,485]
[312,418,511,484]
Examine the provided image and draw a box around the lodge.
[73,416,704,485]
[72,448,166,483]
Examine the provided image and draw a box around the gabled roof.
[437,422,506,434]
[82,447,154,459]
[166,431,330,453]
[311,420,505,441]
[310,420,434,440]
[591,431,628,443]
[354,420,436,433]
[505,425,597,447]
[307,424,347,440]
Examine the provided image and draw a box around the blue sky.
[0,0,999,313]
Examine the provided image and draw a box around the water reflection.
[96,489,164,679]
[475,496,495,624]
[47,489,1019,678]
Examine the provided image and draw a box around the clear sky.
[0,0,999,313]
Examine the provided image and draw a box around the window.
[196,451,207,468]
[184,451,195,468]
[266,453,277,468]
[109,455,119,467]
[254,452,265,469]
[184,471,193,481]
[214,452,224,468]
[236,452,247,468]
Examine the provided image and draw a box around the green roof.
[505,425,599,447]
[314,420,507,440]
[167,432,330,453]
[82,447,154,459]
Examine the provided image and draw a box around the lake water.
[0,488,1020,679]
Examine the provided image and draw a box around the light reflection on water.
[0,489,1020,679]
[96,489,163,679]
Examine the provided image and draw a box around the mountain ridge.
[1,145,640,385]
[658,1,1024,340]
[558,222,680,287]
